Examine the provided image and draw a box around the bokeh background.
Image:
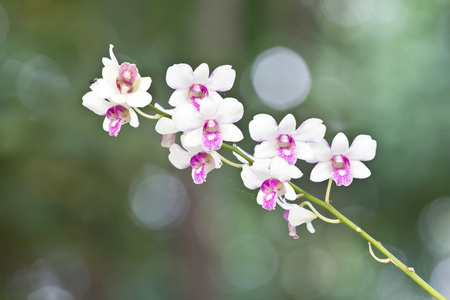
[1,0,450,299]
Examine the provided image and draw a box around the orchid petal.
[216,98,244,124]
[166,63,194,89]
[220,124,244,142]
[346,135,377,161]
[278,114,296,134]
[310,161,332,182]
[206,65,236,91]
[168,89,189,107]
[350,160,371,179]
[292,118,326,142]
[331,132,349,155]
[168,144,191,169]
[193,63,210,84]
[249,114,279,141]
[254,140,278,159]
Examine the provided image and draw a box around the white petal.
[102,44,119,69]
[128,108,139,127]
[166,63,194,89]
[241,165,264,189]
[82,91,112,115]
[310,161,332,182]
[193,63,210,84]
[284,183,297,200]
[307,139,332,163]
[102,117,110,132]
[172,104,203,131]
[350,160,371,179]
[126,91,152,107]
[331,132,349,155]
[102,67,119,85]
[168,144,191,169]
[292,118,326,142]
[278,114,296,134]
[296,142,315,161]
[205,65,236,91]
[91,78,116,99]
[256,189,265,205]
[251,160,271,178]
[137,76,152,92]
[110,93,127,104]
[269,157,291,182]
[216,98,244,124]
[168,89,189,107]
[254,140,278,159]
[249,114,279,141]
[155,117,179,134]
[288,206,317,227]
[182,128,203,148]
[198,97,217,119]
[346,135,377,161]
[209,151,223,169]
[306,222,315,234]
[288,165,303,179]
[220,124,244,142]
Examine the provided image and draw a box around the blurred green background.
[1,0,450,299]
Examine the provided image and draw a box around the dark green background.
[1,0,450,299]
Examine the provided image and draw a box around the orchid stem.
[300,201,340,224]
[133,107,162,119]
[325,177,332,204]
[218,153,244,168]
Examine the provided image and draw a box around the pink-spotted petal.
[350,160,371,179]
[166,63,194,89]
[254,140,278,159]
[206,65,236,91]
[331,132,349,155]
[168,144,191,169]
[220,124,243,142]
[346,135,377,161]
[310,161,332,182]
[193,63,210,84]
[249,114,279,141]
[278,114,296,134]
[292,118,326,142]
[192,165,207,184]
[216,98,244,124]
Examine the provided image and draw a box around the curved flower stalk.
[81,48,446,300]
[307,132,377,186]
[249,114,325,165]
[166,63,236,109]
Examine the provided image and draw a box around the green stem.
[147,103,172,119]
[219,143,445,299]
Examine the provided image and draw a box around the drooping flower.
[82,91,138,136]
[90,44,152,108]
[281,204,317,239]
[241,157,302,210]
[307,132,377,186]
[168,143,222,184]
[172,96,244,152]
[249,114,326,165]
[166,63,236,109]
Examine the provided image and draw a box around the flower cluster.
[82,45,152,136]
[82,45,377,239]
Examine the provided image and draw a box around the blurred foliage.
[1,0,450,299]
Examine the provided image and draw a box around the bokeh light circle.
[251,47,311,110]
[418,197,450,254]
[129,165,190,230]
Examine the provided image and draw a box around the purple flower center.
[106,105,130,136]
[116,63,138,94]
[202,120,222,151]
[260,179,285,210]
[277,134,297,165]
[331,155,353,186]
[189,84,209,110]
[190,152,211,184]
